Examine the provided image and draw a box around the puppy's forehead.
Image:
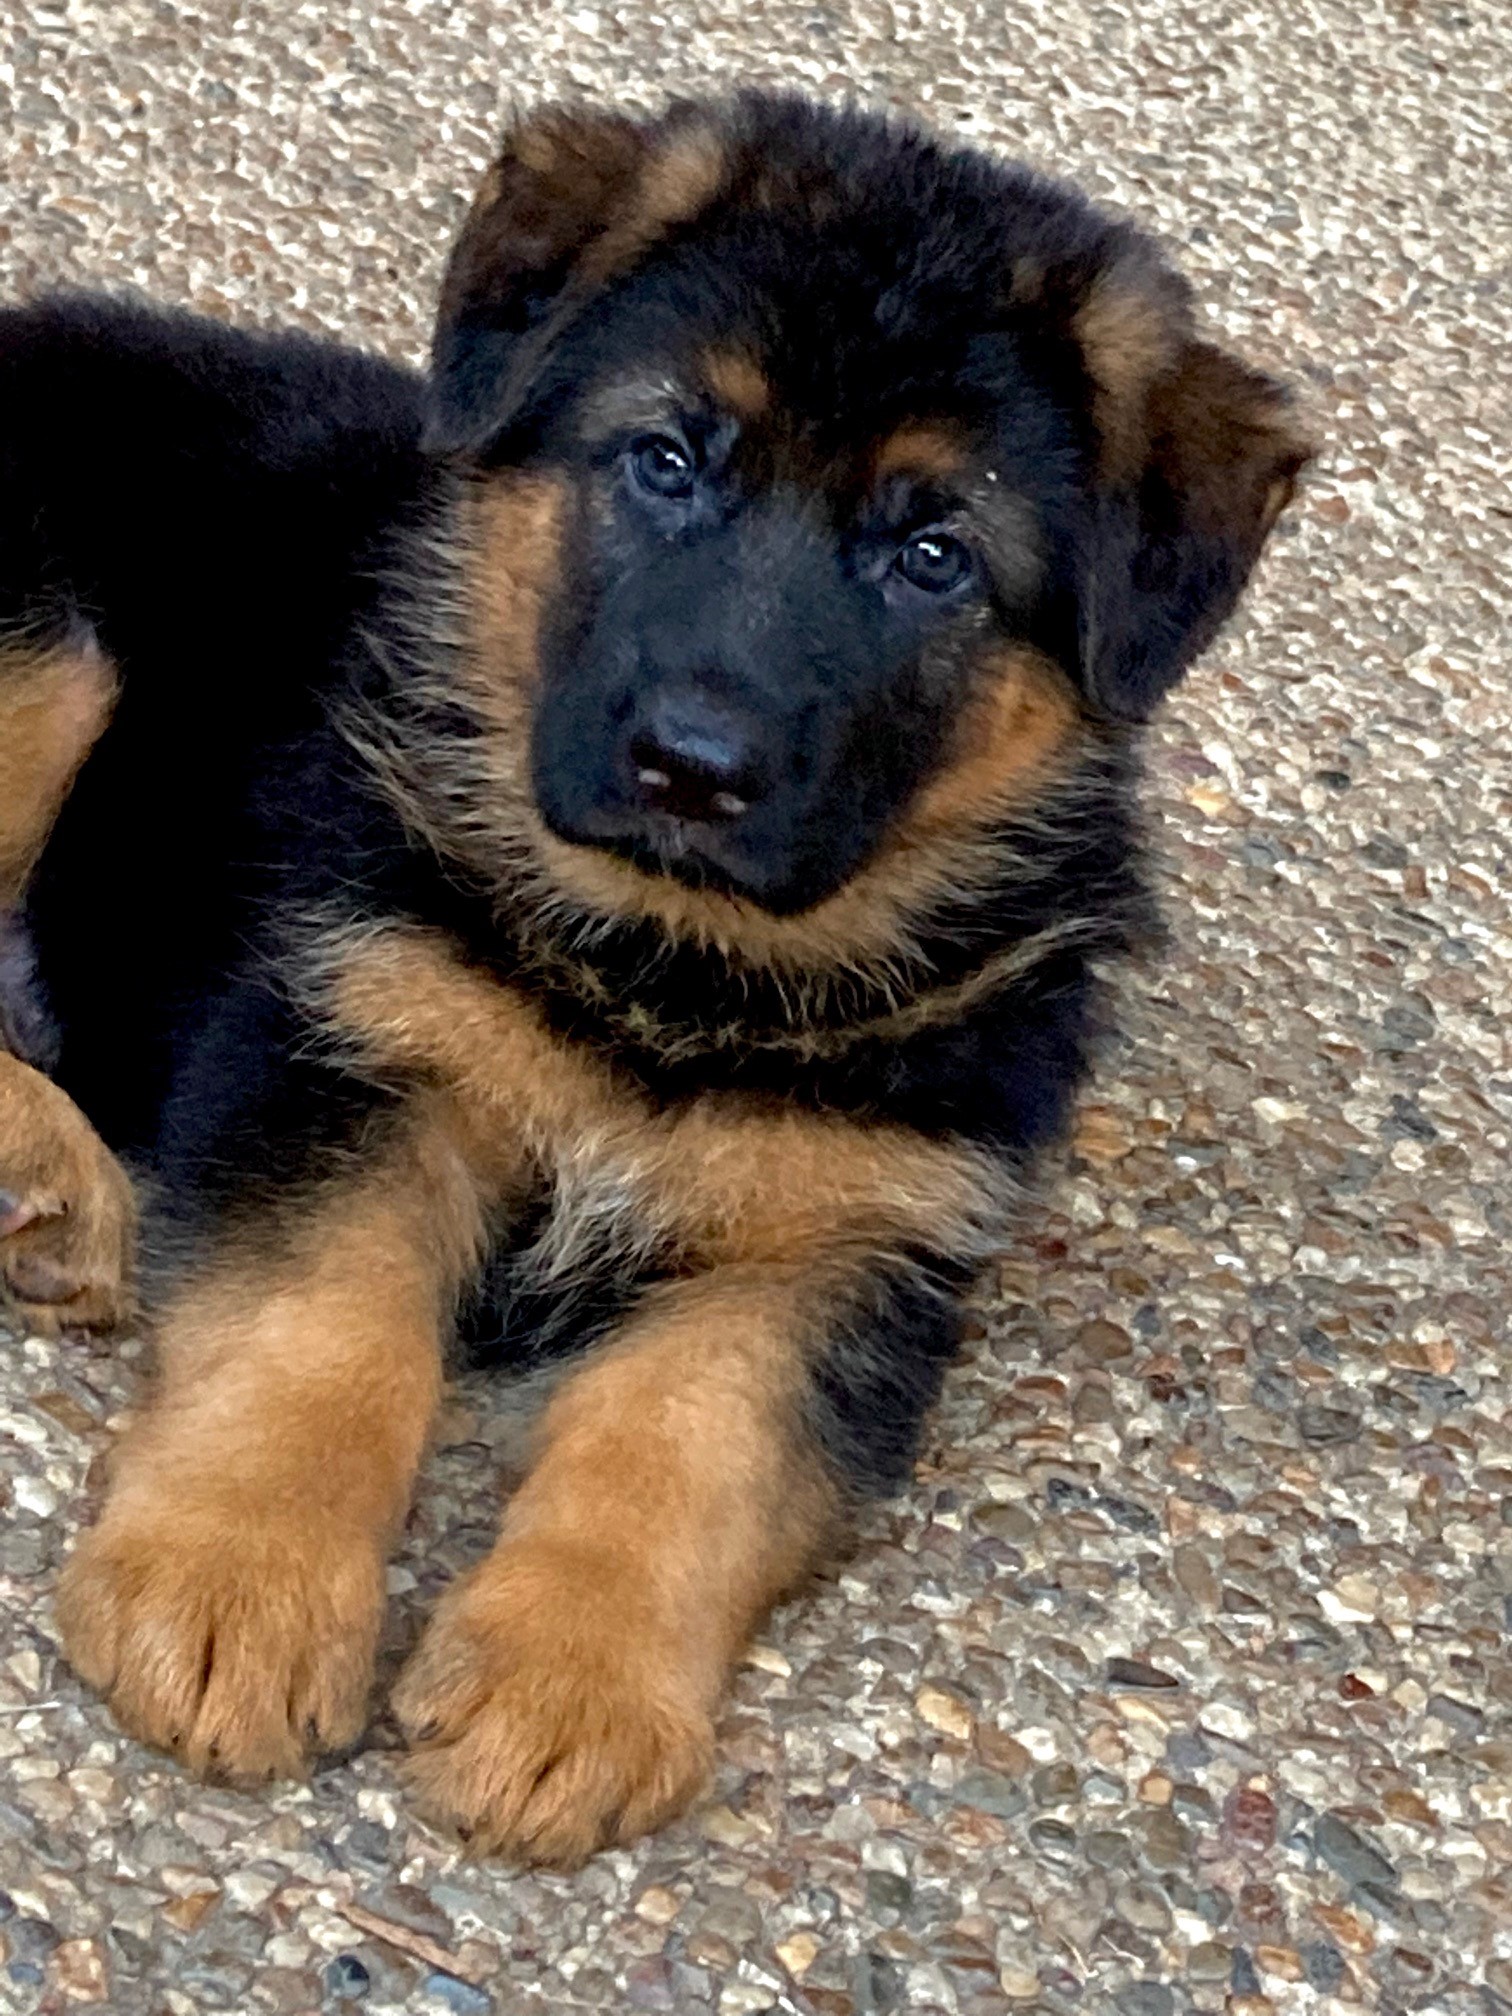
[565,132,1109,506]
[578,346,989,500]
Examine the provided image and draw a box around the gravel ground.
[2,2,1510,2013]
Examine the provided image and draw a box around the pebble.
[634,1885,683,1926]
[1426,1693,1485,1735]
[975,1728,1033,1777]
[1114,1883,1173,1934]
[421,1971,493,2015]
[1300,1942,1347,1992]
[1223,1787,1279,1856]
[1231,1949,1262,1995]
[9,1919,59,1961]
[998,1964,1040,1998]
[51,1938,109,2002]
[1086,1829,1134,1870]
[1314,1814,1399,1891]
[1116,1984,1174,2016]
[1187,1943,1232,1982]
[1026,1819,1078,1864]
[1031,1762,1079,1806]
[325,1953,372,2000]
[1106,1658,1180,1691]
[775,1932,821,1977]
[953,1769,1026,1820]
[864,1871,912,1917]
[160,1889,220,1934]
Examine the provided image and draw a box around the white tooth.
[711,792,749,817]
[637,767,672,789]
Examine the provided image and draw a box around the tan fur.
[393,1264,835,1864]
[462,473,569,708]
[353,473,1096,991]
[314,924,1011,1267]
[873,421,970,484]
[536,647,1085,976]
[0,638,119,904]
[909,645,1080,833]
[1073,265,1186,481]
[435,113,723,443]
[1146,340,1315,541]
[56,1098,487,1779]
[701,346,771,421]
[580,125,727,285]
[0,1051,136,1334]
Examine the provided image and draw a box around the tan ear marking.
[579,125,727,285]
[1073,267,1186,482]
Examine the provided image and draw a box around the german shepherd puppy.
[0,92,1309,1862]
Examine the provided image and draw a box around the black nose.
[627,690,764,824]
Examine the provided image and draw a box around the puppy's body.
[0,94,1308,1861]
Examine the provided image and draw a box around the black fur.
[0,92,1306,1500]
[809,1248,978,1498]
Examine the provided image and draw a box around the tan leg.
[0,634,118,907]
[393,1264,835,1865]
[56,1112,483,1777]
[0,1051,135,1334]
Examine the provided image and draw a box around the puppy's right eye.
[629,434,696,500]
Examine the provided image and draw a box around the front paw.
[393,1539,714,1866]
[0,1063,135,1335]
[56,1479,386,1778]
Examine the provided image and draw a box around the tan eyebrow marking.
[701,348,771,421]
[872,422,971,484]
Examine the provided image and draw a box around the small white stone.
[6,1650,42,1693]
[719,1983,777,2013]
[743,1643,792,1677]
[861,1837,910,1876]
[12,1476,58,1518]
[1319,1575,1380,1623]
[915,1685,974,1740]
[1202,1701,1256,1742]
[224,1869,280,1913]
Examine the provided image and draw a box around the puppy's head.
[420,94,1310,940]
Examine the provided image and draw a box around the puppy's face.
[420,96,1310,937]
[521,302,1073,914]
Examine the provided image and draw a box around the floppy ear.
[1077,329,1314,721]
[426,105,723,455]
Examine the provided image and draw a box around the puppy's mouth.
[594,807,799,909]
[614,819,752,901]
[537,788,838,917]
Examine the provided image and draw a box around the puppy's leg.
[0,1051,135,1334]
[56,1106,484,1777]
[395,1248,960,1864]
[0,635,130,1333]
[0,632,118,907]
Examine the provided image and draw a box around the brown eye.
[629,433,696,499]
[896,528,973,593]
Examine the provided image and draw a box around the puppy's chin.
[612,832,833,916]
[536,795,842,918]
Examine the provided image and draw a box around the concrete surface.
[1,2,1510,2013]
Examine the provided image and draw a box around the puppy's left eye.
[895,529,974,594]
[629,433,697,500]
